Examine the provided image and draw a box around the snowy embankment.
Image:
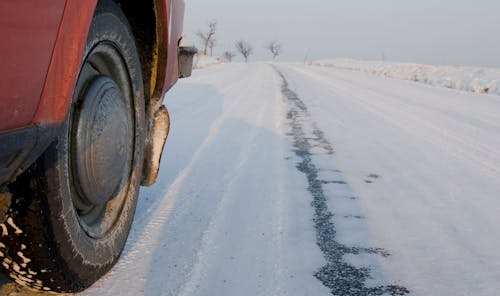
[193,54,223,69]
[313,59,500,95]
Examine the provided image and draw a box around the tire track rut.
[273,66,409,296]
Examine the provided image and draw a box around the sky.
[183,0,500,67]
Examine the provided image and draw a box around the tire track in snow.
[178,94,269,296]
[178,65,288,296]
[273,66,409,296]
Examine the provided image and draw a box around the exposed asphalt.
[274,66,409,296]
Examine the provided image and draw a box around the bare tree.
[235,40,253,63]
[267,41,282,60]
[208,39,216,56]
[196,20,217,56]
[224,51,235,62]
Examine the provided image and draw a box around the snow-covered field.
[2,62,500,295]
[313,59,500,96]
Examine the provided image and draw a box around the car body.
[0,0,194,189]
[0,0,196,292]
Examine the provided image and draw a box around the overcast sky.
[183,0,500,67]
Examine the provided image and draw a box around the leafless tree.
[196,20,217,56]
[208,39,216,56]
[267,41,282,60]
[235,40,253,63]
[224,51,235,62]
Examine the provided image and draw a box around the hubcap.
[72,76,133,206]
[69,41,136,238]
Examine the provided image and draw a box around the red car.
[0,0,195,292]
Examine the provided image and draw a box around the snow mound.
[193,54,223,69]
[313,59,500,96]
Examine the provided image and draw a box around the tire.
[0,1,145,292]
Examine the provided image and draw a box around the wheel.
[0,0,145,292]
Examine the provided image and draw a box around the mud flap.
[178,36,197,78]
[141,106,170,186]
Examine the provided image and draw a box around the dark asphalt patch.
[365,174,381,184]
[343,215,365,219]
[322,180,348,185]
[273,67,409,296]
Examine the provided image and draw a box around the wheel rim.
[69,42,136,239]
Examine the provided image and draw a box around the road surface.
[2,63,499,295]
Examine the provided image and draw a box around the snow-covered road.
[3,63,500,295]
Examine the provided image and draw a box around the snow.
[193,54,223,69]
[179,34,195,48]
[2,61,500,295]
[313,59,500,96]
